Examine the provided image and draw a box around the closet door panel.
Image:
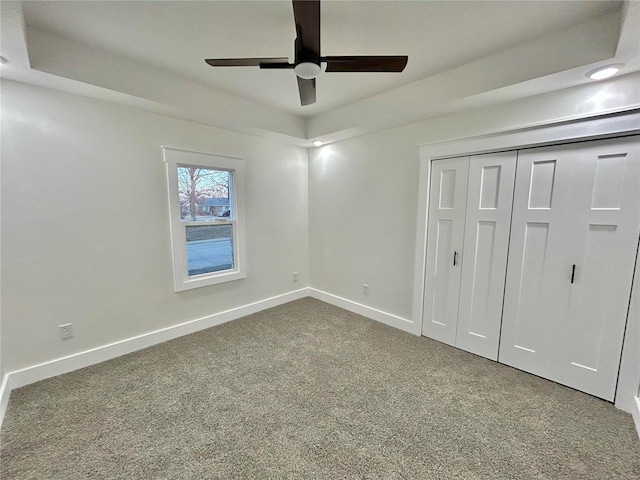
[422,157,469,345]
[498,145,574,377]
[456,152,516,360]
[552,136,640,400]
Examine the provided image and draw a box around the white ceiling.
[1,1,638,144]
[19,0,624,116]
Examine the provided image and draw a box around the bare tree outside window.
[177,166,230,221]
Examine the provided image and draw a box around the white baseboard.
[633,396,640,441]
[6,288,309,393]
[309,288,417,335]
[0,373,11,427]
[0,287,419,430]
[2,286,635,440]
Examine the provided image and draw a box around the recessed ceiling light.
[312,140,324,147]
[586,64,623,81]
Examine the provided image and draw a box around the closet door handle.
[453,251,458,266]
[571,264,576,284]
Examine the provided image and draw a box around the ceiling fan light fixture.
[295,61,321,79]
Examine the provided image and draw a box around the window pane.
[177,166,230,222]
[185,225,234,276]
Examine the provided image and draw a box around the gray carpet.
[1,298,639,479]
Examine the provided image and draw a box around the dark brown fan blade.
[259,63,295,70]
[205,57,290,67]
[297,77,316,106]
[324,56,408,73]
[292,0,320,55]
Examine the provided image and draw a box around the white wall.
[308,129,420,320]
[1,80,309,374]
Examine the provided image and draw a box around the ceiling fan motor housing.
[294,62,321,79]
[294,48,321,79]
[294,31,321,78]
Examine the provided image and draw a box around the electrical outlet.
[363,284,369,295]
[59,323,73,340]
[292,272,298,283]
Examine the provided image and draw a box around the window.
[163,147,246,291]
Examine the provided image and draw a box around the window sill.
[174,269,246,292]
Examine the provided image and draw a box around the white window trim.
[163,146,246,291]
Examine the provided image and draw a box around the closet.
[500,136,639,401]
[422,135,640,401]
[422,152,516,361]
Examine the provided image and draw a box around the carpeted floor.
[1,298,639,479]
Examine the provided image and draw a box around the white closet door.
[455,152,516,360]
[551,136,640,401]
[499,145,575,378]
[422,157,469,345]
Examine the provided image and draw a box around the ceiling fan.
[204,0,408,106]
